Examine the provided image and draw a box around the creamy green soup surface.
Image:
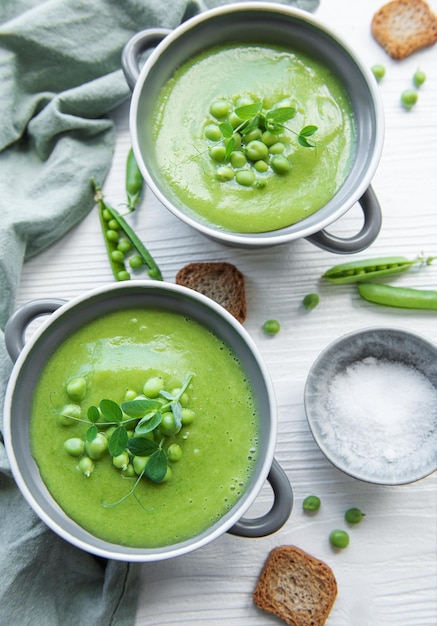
[152,43,356,232]
[30,308,259,548]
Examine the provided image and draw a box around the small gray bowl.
[304,327,437,485]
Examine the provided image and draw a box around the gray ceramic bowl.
[122,2,384,252]
[3,281,292,561]
[304,327,437,485]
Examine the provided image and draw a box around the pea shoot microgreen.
[201,98,319,187]
[61,373,194,509]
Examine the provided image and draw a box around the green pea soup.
[152,43,356,233]
[30,308,259,548]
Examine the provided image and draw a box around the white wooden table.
[16,1,437,624]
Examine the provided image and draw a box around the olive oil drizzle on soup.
[31,309,259,548]
[152,44,356,233]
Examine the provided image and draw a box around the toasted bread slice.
[253,545,337,626]
[372,0,437,59]
[175,262,247,322]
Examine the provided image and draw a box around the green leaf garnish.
[87,405,100,423]
[225,137,236,160]
[171,401,182,429]
[235,101,263,119]
[265,106,296,123]
[219,122,234,138]
[86,424,98,442]
[108,425,129,457]
[145,449,168,483]
[297,125,318,148]
[127,436,159,457]
[100,399,123,423]
[135,411,162,435]
[299,124,318,137]
[122,398,162,418]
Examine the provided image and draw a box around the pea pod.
[126,148,143,212]
[323,256,418,284]
[92,178,163,281]
[357,283,437,310]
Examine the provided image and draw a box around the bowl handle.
[305,185,382,254]
[4,299,66,362]
[228,458,293,538]
[121,28,172,91]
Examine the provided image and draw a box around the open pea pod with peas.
[323,254,437,310]
[322,255,434,284]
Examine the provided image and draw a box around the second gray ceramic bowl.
[304,327,437,485]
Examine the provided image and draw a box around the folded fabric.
[0,0,319,624]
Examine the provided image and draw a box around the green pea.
[244,128,262,143]
[254,160,269,173]
[124,389,138,402]
[271,155,291,174]
[269,142,285,155]
[181,408,195,425]
[143,376,165,398]
[78,456,94,477]
[345,507,366,524]
[303,495,321,512]
[129,255,143,269]
[167,443,183,462]
[303,293,320,310]
[210,100,229,118]
[58,403,81,426]
[413,68,426,87]
[227,133,241,150]
[102,208,112,221]
[113,451,130,470]
[117,239,132,253]
[160,412,181,437]
[236,170,255,187]
[230,151,247,168]
[329,529,350,549]
[133,455,149,475]
[106,229,119,243]
[209,145,226,163]
[217,166,234,182]
[229,111,243,128]
[401,88,418,110]
[148,267,161,280]
[262,319,280,335]
[85,433,108,460]
[110,250,125,263]
[371,64,386,82]
[107,219,119,231]
[261,131,277,147]
[63,437,85,457]
[117,270,131,281]
[121,463,136,478]
[66,377,87,402]
[204,124,221,141]
[246,140,269,162]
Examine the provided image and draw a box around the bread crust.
[372,0,437,59]
[175,262,247,323]
[253,545,337,626]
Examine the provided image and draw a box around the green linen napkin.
[0,0,319,624]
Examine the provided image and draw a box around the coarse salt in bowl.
[304,327,437,485]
